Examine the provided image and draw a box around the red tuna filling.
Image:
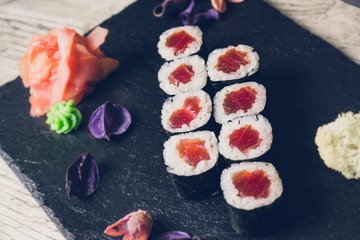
[165,30,196,56]
[169,64,195,86]
[232,169,271,199]
[229,125,262,154]
[223,86,258,115]
[176,138,210,167]
[215,49,249,74]
[169,96,202,129]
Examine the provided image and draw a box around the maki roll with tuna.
[220,162,284,237]
[213,82,266,124]
[158,55,207,95]
[158,26,203,61]
[207,45,259,81]
[163,131,221,200]
[218,115,272,161]
[161,90,212,133]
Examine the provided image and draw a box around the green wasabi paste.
[46,100,82,134]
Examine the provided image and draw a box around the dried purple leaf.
[153,0,190,17]
[188,8,219,25]
[89,101,131,141]
[180,0,219,26]
[179,0,194,24]
[179,0,194,17]
[65,152,99,198]
[152,231,191,240]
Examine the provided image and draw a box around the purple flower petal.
[179,0,195,24]
[88,104,107,139]
[65,152,100,198]
[190,9,219,25]
[153,0,190,17]
[152,231,191,240]
[180,0,219,26]
[89,101,131,140]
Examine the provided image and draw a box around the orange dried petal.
[211,0,227,13]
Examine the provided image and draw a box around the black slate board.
[1,0,360,239]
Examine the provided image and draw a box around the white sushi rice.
[220,162,283,210]
[158,55,207,95]
[218,115,273,160]
[161,90,212,133]
[207,45,259,81]
[213,82,266,124]
[158,26,203,61]
[163,131,219,176]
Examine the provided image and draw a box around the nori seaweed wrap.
[220,162,284,237]
[163,131,221,200]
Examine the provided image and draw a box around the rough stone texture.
[0,0,359,239]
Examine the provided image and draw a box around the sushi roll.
[158,55,207,95]
[161,90,212,133]
[157,26,203,61]
[213,82,266,124]
[220,162,284,237]
[163,131,221,200]
[207,45,259,82]
[218,115,272,161]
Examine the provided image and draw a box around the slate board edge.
[0,144,75,240]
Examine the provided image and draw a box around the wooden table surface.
[0,0,359,239]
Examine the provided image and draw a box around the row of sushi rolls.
[19,23,285,238]
[157,25,283,237]
[17,10,359,238]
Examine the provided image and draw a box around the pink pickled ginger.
[19,26,119,117]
